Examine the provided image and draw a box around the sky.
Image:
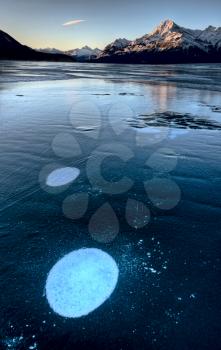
[0,0,221,50]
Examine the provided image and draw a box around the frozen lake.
[0,61,221,350]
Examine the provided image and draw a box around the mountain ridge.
[96,19,221,63]
[1,20,221,64]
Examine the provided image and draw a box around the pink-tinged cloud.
[62,19,86,26]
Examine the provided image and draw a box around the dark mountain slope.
[0,30,74,62]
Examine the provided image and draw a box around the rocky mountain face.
[97,20,221,63]
[101,38,131,55]
[0,30,73,62]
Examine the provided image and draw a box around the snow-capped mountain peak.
[206,25,217,31]
[197,25,221,47]
[128,19,202,51]
[151,19,178,36]
[110,38,131,49]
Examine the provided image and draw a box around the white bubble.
[46,248,119,318]
[46,167,80,187]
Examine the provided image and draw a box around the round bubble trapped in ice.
[46,248,119,318]
[46,167,80,187]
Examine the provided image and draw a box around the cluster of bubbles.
[39,100,181,318]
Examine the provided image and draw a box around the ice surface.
[1,61,221,349]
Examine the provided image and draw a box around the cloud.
[62,19,86,27]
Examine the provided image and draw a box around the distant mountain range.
[97,20,221,63]
[38,46,101,61]
[1,20,221,63]
[37,47,64,55]
[65,46,102,61]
